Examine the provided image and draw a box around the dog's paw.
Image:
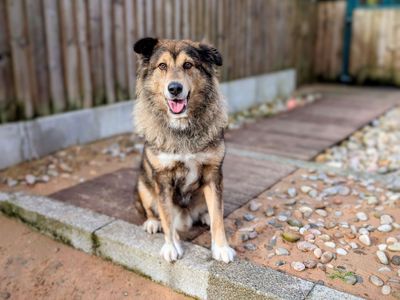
[143,219,161,234]
[160,241,183,262]
[212,244,236,263]
[200,213,210,226]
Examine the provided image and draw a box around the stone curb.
[0,69,295,170]
[0,191,363,300]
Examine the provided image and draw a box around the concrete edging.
[0,191,363,300]
[0,69,295,170]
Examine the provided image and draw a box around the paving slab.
[226,91,400,160]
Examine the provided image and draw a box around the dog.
[133,37,236,263]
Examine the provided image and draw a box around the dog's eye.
[158,63,167,71]
[183,62,193,70]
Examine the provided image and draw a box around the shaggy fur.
[133,38,235,263]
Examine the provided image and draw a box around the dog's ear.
[133,37,158,58]
[198,44,223,66]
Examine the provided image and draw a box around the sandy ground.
[0,214,190,300]
[194,169,400,300]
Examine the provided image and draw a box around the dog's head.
[134,38,223,130]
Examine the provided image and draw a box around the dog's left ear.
[198,44,223,66]
[133,37,158,58]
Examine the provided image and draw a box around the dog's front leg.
[157,185,184,262]
[203,177,236,263]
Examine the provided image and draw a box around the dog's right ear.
[133,37,158,59]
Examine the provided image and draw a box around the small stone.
[249,200,262,212]
[297,241,317,252]
[387,237,398,244]
[314,248,322,259]
[356,212,368,221]
[277,213,289,222]
[338,186,351,196]
[59,162,73,173]
[388,243,400,252]
[6,178,18,187]
[282,231,301,243]
[349,242,359,249]
[376,251,389,265]
[359,234,371,246]
[367,196,379,205]
[332,198,342,205]
[299,206,313,218]
[40,175,50,183]
[315,209,328,217]
[378,244,387,251]
[381,285,391,295]
[304,259,317,269]
[287,218,303,228]
[275,247,290,256]
[359,228,369,235]
[320,234,331,241]
[369,275,384,287]
[265,207,275,217]
[275,260,285,267]
[243,213,255,222]
[320,251,334,264]
[287,187,297,198]
[248,231,258,240]
[25,174,36,185]
[381,214,394,225]
[244,243,257,251]
[291,261,305,272]
[308,189,318,198]
[378,266,392,272]
[378,224,393,232]
[391,255,400,265]
[336,248,348,256]
[324,242,336,249]
[284,198,297,206]
[344,275,357,285]
[300,185,312,194]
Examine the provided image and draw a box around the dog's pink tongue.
[168,99,186,113]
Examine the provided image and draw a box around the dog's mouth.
[167,93,190,115]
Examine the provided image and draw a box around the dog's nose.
[168,82,183,97]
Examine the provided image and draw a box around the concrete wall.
[0,69,295,170]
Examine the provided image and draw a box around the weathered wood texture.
[0,0,318,123]
[350,9,400,85]
[314,0,346,80]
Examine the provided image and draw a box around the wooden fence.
[350,8,400,85]
[0,0,317,123]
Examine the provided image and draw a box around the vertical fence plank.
[88,0,104,105]
[113,0,127,101]
[394,11,400,85]
[60,0,80,109]
[7,0,34,118]
[125,0,136,98]
[101,0,115,104]
[76,0,93,108]
[0,0,16,122]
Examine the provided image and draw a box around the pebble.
[244,243,257,251]
[349,242,358,249]
[308,189,318,198]
[381,285,391,295]
[25,174,36,185]
[356,212,368,221]
[284,198,297,206]
[265,207,275,217]
[315,209,328,217]
[248,231,258,240]
[338,186,351,196]
[369,275,384,287]
[387,237,398,244]
[378,224,393,232]
[287,218,303,228]
[344,275,357,285]
[336,248,348,256]
[378,244,387,251]
[291,261,305,272]
[243,213,255,222]
[314,248,322,259]
[376,250,389,265]
[300,185,312,194]
[359,228,369,235]
[359,234,371,246]
[277,214,288,222]
[391,255,400,265]
[287,187,297,198]
[299,206,313,218]
[275,247,290,256]
[324,242,336,248]
[275,260,285,267]
[297,241,317,252]
[304,259,317,269]
[381,214,394,225]
[388,242,400,252]
[248,201,262,212]
[6,178,18,187]
[282,231,301,243]
[320,251,334,264]
[378,266,392,272]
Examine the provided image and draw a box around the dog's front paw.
[143,218,161,234]
[160,241,183,262]
[212,244,236,263]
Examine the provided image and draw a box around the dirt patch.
[194,169,400,300]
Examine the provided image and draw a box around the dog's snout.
[168,82,183,97]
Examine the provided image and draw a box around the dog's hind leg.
[157,185,184,262]
[138,179,161,234]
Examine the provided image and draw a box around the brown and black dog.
[133,38,235,263]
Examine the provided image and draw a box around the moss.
[327,268,356,283]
